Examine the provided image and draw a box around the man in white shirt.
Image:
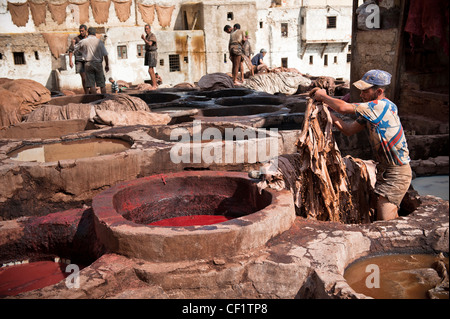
[75,27,109,94]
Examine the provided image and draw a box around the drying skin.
[112,0,132,23]
[155,4,175,28]
[137,3,155,25]
[29,0,47,27]
[71,1,90,25]
[90,0,111,24]
[42,33,69,59]
[7,1,29,27]
[47,1,69,25]
[259,97,376,223]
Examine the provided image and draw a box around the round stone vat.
[215,95,286,106]
[344,252,449,299]
[92,171,295,262]
[7,137,131,163]
[198,105,289,117]
[130,92,181,104]
[199,88,255,98]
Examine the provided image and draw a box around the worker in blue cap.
[312,70,411,221]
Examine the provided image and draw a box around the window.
[281,57,288,68]
[309,55,313,65]
[281,23,288,37]
[0,53,3,60]
[183,56,189,63]
[137,44,145,58]
[117,45,127,59]
[34,51,39,60]
[347,53,352,63]
[334,56,338,64]
[271,0,282,6]
[327,16,337,28]
[224,53,227,63]
[160,59,164,66]
[169,54,180,72]
[13,52,25,65]
[348,44,352,52]
[227,12,234,21]
[259,21,263,28]
[324,54,328,66]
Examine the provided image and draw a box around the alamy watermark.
[168,120,279,172]
[365,4,380,29]
[365,264,380,289]
[65,264,80,289]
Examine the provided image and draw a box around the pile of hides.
[94,109,170,126]
[257,98,376,224]
[0,78,51,127]
[25,94,171,126]
[94,94,150,112]
[309,76,336,96]
[198,73,235,91]
[136,83,157,91]
[243,72,312,95]
[25,103,95,122]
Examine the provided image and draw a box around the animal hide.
[42,33,69,59]
[155,4,174,28]
[48,1,69,25]
[90,0,111,24]
[7,1,29,27]
[258,98,376,224]
[112,0,132,22]
[137,2,155,25]
[29,0,47,27]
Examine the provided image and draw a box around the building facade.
[0,0,353,91]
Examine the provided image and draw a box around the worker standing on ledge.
[312,69,412,221]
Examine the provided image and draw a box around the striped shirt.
[111,81,119,93]
[354,98,410,166]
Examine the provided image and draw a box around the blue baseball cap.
[353,69,392,90]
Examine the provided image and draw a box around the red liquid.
[148,215,233,227]
[0,261,69,297]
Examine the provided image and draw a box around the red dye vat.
[148,215,233,227]
[0,261,69,297]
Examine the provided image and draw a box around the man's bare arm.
[314,88,355,114]
[329,112,365,136]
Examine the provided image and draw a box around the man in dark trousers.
[75,27,109,94]
[68,24,88,94]
[141,24,158,89]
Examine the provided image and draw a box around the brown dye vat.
[8,138,131,163]
[344,253,449,299]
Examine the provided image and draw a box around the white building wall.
[254,0,352,80]
[0,0,353,91]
